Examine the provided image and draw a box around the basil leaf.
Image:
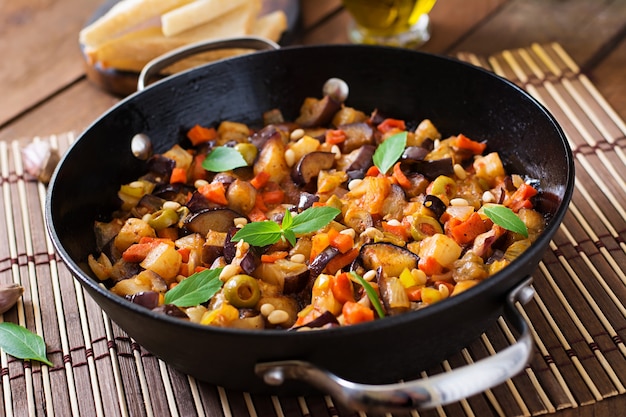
[232,221,283,246]
[372,131,407,175]
[350,272,385,319]
[283,229,297,247]
[289,206,341,235]
[483,205,528,237]
[0,322,53,366]
[281,209,293,230]
[165,268,223,307]
[202,146,248,172]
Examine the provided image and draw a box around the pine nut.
[331,144,341,159]
[348,178,362,191]
[290,128,305,141]
[162,201,181,210]
[453,164,467,180]
[219,264,241,281]
[194,179,209,188]
[260,303,275,316]
[482,191,495,203]
[268,309,290,325]
[339,228,356,239]
[284,148,296,167]
[386,219,402,227]
[290,253,306,263]
[450,198,469,206]
[363,270,377,282]
[438,283,450,299]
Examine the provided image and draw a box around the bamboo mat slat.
[1,43,625,417]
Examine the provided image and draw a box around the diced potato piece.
[419,233,462,269]
[140,242,182,282]
[254,136,288,183]
[114,218,156,252]
[217,120,250,144]
[411,119,441,146]
[473,152,505,186]
[288,135,320,163]
[162,144,193,170]
[111,270,167,297]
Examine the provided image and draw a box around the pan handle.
[137,36,280,91]
[255,278,535,413]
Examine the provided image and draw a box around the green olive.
[410,214,443,241]
[147,208,179,230]
[429,175,457,199]
[234,143,258,166]
[223,274,261,308]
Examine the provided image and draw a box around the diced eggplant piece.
[357,243,419,278]
[309,246,340,277]
[290,311,339,330]
[402,146,429,162]
[152,304,189,319]
[94,219,123,253]
[379,275,411,315]
[186,191,212,213]
[109,258,142,282]
[297,192,319,211]
[152,183,194,202]
[202,230,227,265]
[127,291,160,309]
[408,158,454,180]
[250,125,283,150]
[338,144,375,174]
[144,154,176,182]
[184,208,242,235]
[255,259,310,293]
[223,227,239,263]
[291,151,335,186]
[339,123,374,153]
[239,249,261,275]
[295,95,341,127]
[343,207,373,234]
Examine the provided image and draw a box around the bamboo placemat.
[1,43,625,417]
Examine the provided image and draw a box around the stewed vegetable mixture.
[88,93,545,330]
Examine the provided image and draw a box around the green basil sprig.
[0,322,53,366]
[350,272,385,319]
[202,146,248,172]
[483,205,529,237]
[164,268,223,307]
[233,206,341,247]
[372,131,407,175]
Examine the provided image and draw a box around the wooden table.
[1,1,625,416]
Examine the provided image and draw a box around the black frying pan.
[46,39,574,412]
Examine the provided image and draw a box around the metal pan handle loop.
[255,278,535,413]
[137,36,280,91]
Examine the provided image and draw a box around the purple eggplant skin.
[143,154,176,183]
[240,249,261,275]
[424,195,447,219]
[402,146,429,162]
[297,192,319,211]
[339,123,374,153]
[407,158,454,180]
[184,208,243,235]
[291,151,336,186]
[309,246,340,277]
[152,304,189,319]
[290,311,339,330]
[343,144,375,173]
[356,242,420,279]
[250,125,284,150]
[127,291,161,310]
[295,95,341,127]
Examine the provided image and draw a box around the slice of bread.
[79,0,195,47]
[161,0,249,37]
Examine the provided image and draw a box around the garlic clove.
[0,283,24,314]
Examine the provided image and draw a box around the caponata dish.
[87,93,545,330]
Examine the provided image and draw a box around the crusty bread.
[79,0,195,47]
[82,0,285,74]
[161,0,248,37]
